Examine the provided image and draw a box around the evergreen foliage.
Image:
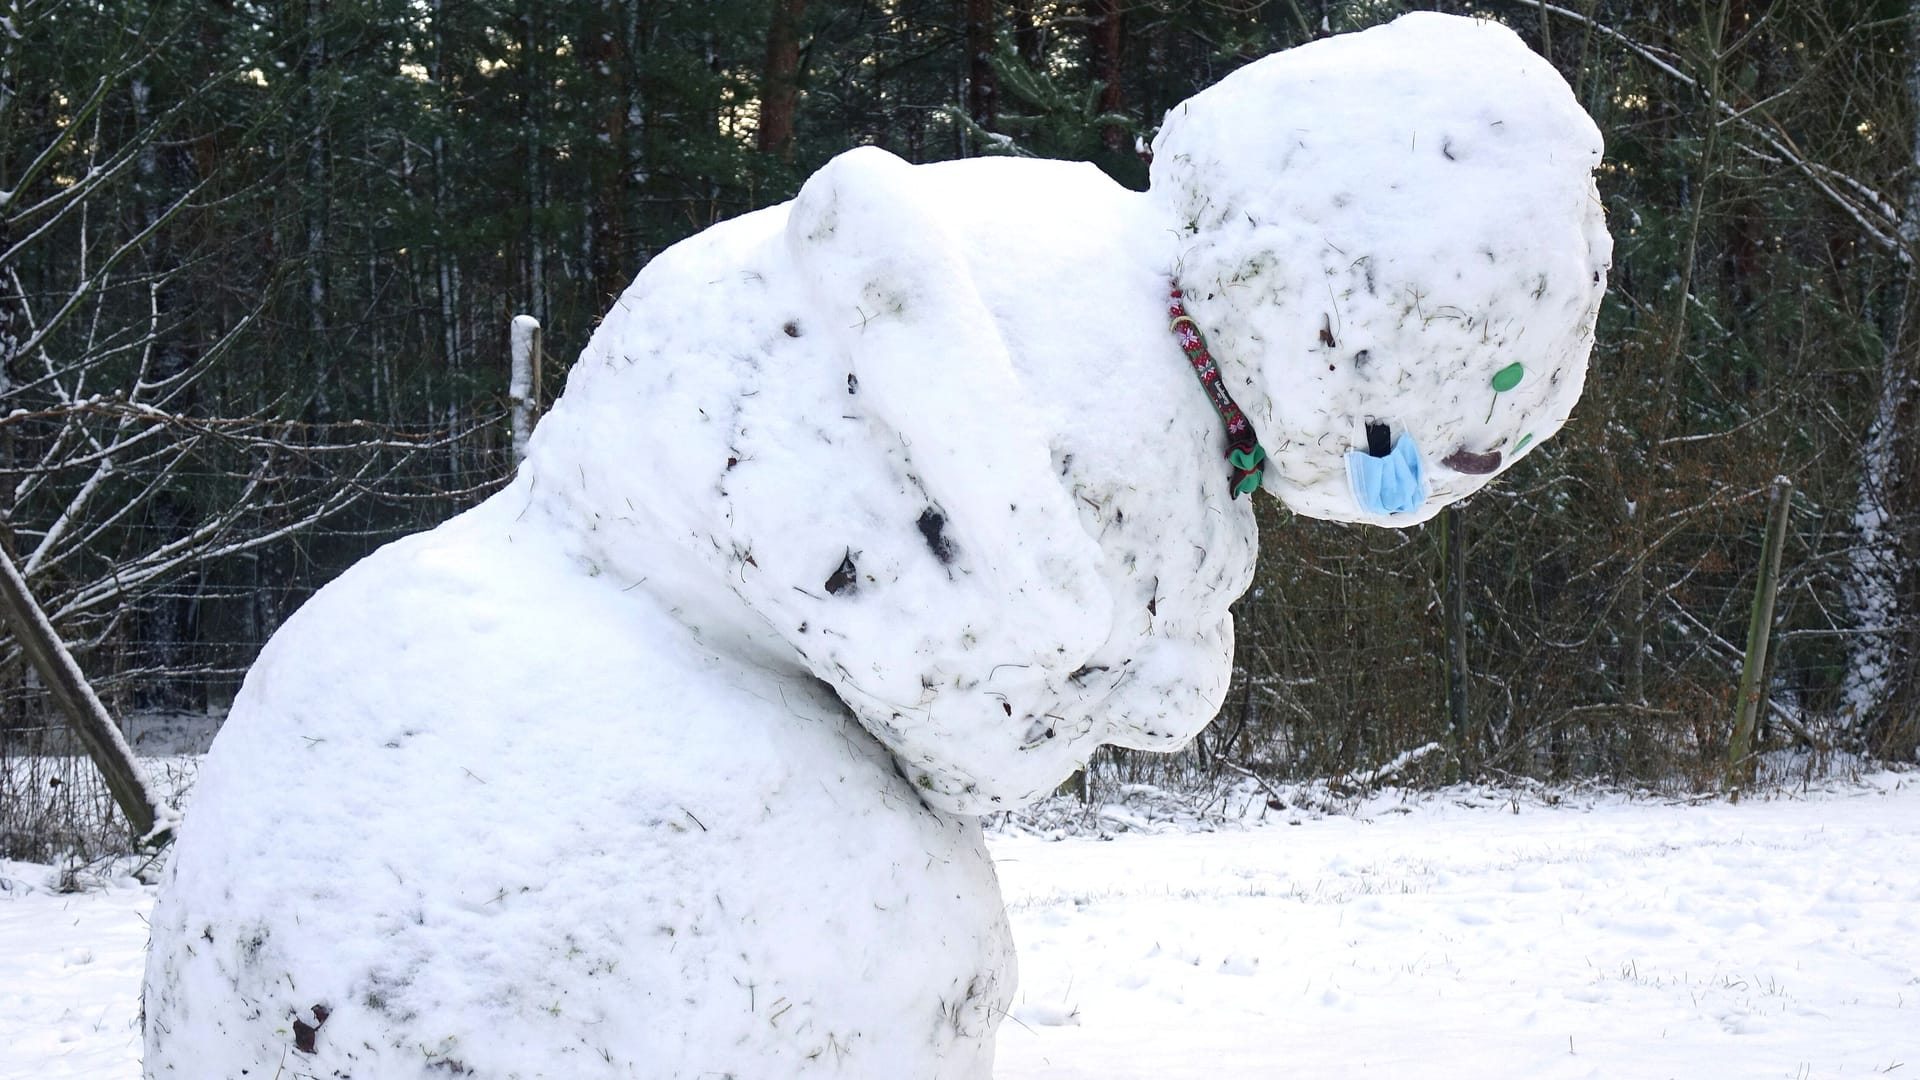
[3,0,1918,856]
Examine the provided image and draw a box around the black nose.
[1442,448,1503,474]
[1364,421,1393,458]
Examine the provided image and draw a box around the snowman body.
[144,14,1607,1078]
[144,155,1254,1080]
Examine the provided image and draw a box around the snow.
[0,865,154,1079]
[8,775,1920,1078]
[993,777,1920,1078]
[140,501,1012,1079]
[132,12,1610,1078]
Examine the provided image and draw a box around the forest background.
[3,0,1918,858]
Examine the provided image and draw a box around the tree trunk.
[431,0,459,396]
[585,0,630,294]
[523,1,548,328]
[1090,0,1125,153]
[133,61,203,710]
[304,0,334,422]
[1844,0,1920,754]
[1011,0,1041,68]
[757,0,806,159]
[964,0,996,139]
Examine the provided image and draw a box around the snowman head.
[1149,12,1611,527]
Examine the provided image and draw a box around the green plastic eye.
[1491,362,1525,393]
[1514,433,1534,453]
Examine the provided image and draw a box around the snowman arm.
[784,147,1110,667]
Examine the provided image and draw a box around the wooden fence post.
[510,314,543,465]
[1441,504,1470,781]
[1728,476,1793,791]
[0,545,171,847]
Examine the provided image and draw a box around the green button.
[1514,432,1534,453]
[1491,362,1525,392]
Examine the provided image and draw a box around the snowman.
[144,13,1608,1079]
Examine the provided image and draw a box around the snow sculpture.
[144,13,1608,1079]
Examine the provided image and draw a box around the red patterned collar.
[1168,285,1267,499]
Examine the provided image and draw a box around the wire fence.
[0,401,1906,860]
[1108,466,1899,799]
[0,413,514,860]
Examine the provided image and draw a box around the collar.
[1168,284,1267,498]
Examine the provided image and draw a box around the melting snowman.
[145,13,1608,1079]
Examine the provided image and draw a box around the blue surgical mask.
[1346,434,1427,517]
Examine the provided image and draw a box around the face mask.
[1346,433,1427,517]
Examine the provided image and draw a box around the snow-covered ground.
[4,773,1917,1079]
